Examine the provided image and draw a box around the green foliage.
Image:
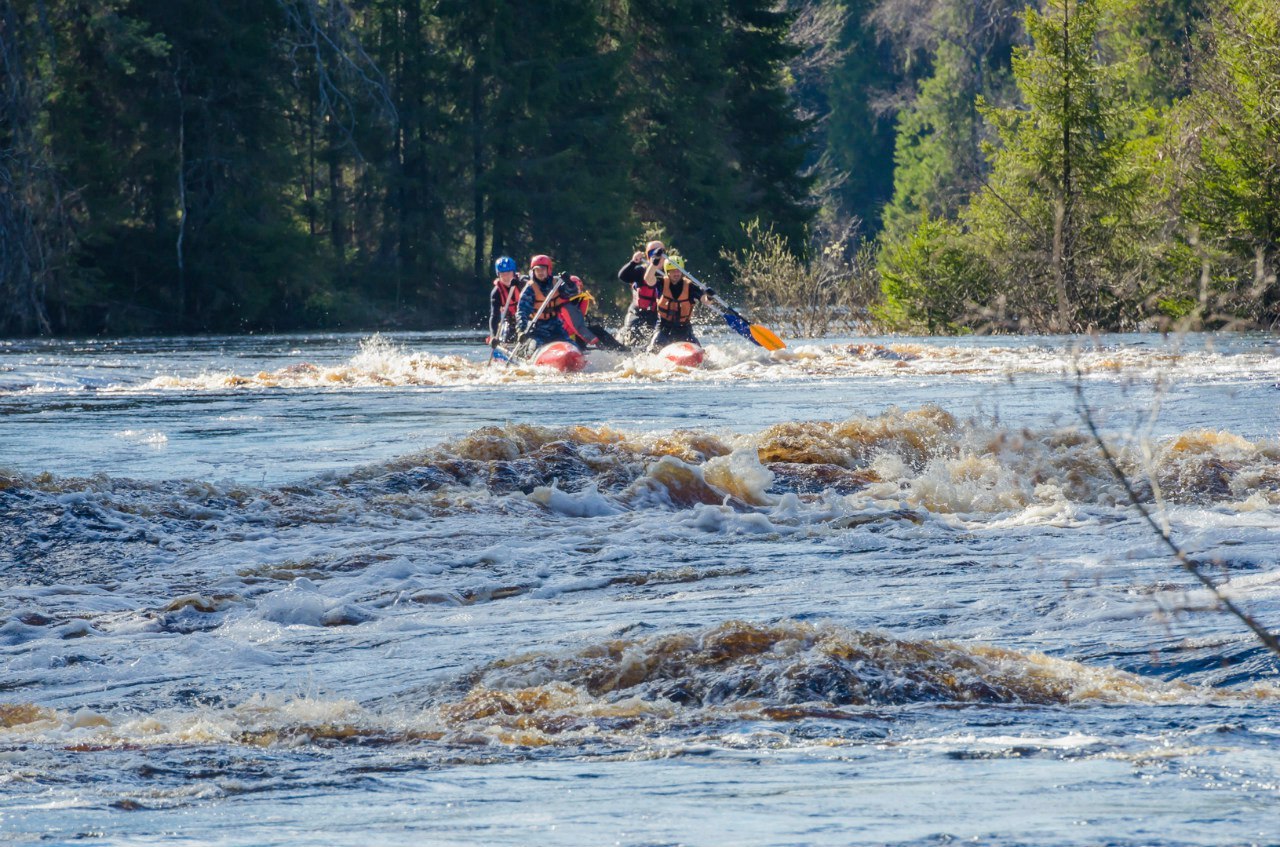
[817,0,898,231]
[1179,0,1280,325]
[7,0,1279,337]
[1098,0,1210,104]
[881,40,985,240]
[621,0,815,271]
[962,0,1158,330]
[721,0,815,250]
[876,215,992,333]
[3,0,817,336]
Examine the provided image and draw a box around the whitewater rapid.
[2,330,1278,845]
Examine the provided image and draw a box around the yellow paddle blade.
[750,324,785,350]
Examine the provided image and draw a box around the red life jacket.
[656,276,695,324]
[559,291,591,338]
[493,278,519,317]
[634,279,658,312]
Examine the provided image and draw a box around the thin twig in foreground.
[1073,365,1280,658]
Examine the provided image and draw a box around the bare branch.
[1073,363,1280,657]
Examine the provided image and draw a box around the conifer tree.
[723,0,814,250]
[968,0,1140,330]
[439,0,633,294]
[1181,0,1280,325]
[877,0,1021,240]
[880,40,985,240]
[621,0,739,265]
[818,0,899,232]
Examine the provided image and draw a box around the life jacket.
[656,275,695,325]
[634,282,658,312]
[526,277,568,322]
[559,289,595,339]
[493,278,519,317]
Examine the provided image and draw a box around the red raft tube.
[659,341,705,367]
[532,341,588,373]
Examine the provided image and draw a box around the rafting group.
[487,240,783,372]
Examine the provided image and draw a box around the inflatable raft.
[532,341,587,372]
[659,342,705,367]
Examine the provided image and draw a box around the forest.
[2,0,1277,337]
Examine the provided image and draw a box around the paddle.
[505,274,566,363]
[489,279,522,367]
[681,269,786,351]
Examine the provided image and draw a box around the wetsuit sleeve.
[618,261,645,288]
[517,286,535,329]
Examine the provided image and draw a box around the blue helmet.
[495,256,517,274]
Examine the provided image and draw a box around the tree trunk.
[1052,197,1071,332]
[1,3,55,336]
[1257,243,1280,328]
[1055,0,1074,332]
[470,24,486,284]
[327,117,346,256]
[173,68,188,325]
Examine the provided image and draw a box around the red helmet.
[569,275,582,285]
[530,254,553,271]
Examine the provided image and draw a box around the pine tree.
[968,0,1141,330]
[818,0,898,232]
[723,0,814,250]
[1181,0,1280,325]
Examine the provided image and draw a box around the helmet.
[530,254,553,271]
[569,275,582,286]
[495,256,517,273]
[663,255,684,274]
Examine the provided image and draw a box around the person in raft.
[515,254,578,354]
[617,240,666,347]
[647,255,715,353]
[558,275,605,351]
[488,255,521,347]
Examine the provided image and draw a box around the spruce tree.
[621,0,739,268]
[819,0,898,233]
[968,0,1141,330]
[876,0,1022,240]
[1181,0,1280,325]
[880,40,985,240]
[723,0,814,250]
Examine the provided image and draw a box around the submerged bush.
[722,219,880,337]
[876,216,994,334]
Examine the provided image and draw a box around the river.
[2,329,1278,845]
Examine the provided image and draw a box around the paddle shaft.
[680,269,745,320]
[520,275,565,336]
[683,273,785,351]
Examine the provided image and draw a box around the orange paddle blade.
[750,324,785,350]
